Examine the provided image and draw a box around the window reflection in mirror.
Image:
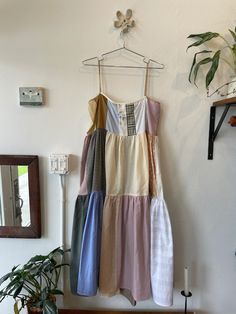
[0,165,30,227]
[0,155,41,238]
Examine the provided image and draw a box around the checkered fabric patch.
[126,103,136,136]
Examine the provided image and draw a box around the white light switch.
[49,154,69,174]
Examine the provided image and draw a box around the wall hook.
[114,9,135,35]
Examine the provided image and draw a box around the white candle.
[184,267,189,296]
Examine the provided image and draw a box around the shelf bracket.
[207,97,236,160]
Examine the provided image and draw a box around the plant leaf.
[232,44,236,55]
[206,50,221,88]
[48,247,61,256]
[43,299,58,314]
[0,291,8,302]
[0,272,11,285]
[29,255,46,263]
[13,283,24,298]
[187,32,218,39]
[187,32,219,50]
[229,29,236,42]
[4,277,21,293]
[193,57,212,86]
[188,50,212,82]
[21,298,25,309]
[11,265,20,272]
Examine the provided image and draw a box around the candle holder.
[181,290,192,314]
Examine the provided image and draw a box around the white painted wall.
[0,1,236,313]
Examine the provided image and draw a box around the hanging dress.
[70,63,174,306]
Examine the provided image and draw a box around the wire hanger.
[82,34,165,70]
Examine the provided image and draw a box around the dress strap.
[144,60,150,96]
[98,59,102,94]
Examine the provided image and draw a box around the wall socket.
[49,154,69,174]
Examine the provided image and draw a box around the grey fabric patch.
[70,129,107,295]
[86,128,107,192]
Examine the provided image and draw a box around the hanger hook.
[120,32,126,48]
[143,57,150,64]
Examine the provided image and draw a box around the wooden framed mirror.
[0,155,41,238]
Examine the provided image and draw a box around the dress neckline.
[99,92,147,106]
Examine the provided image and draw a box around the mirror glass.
[0,165,30,227]
[0,155,41,238]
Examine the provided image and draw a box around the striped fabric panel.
[126,103,136,136]
[150,197,173,306]
[86,129,107,193]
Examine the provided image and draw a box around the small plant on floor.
[187,26,236,97]
[0,247,69,314]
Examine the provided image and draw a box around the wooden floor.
[59,310,194,314]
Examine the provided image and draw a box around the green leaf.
[187,32,219,50]
[187,32,217,39]
[43,299,58,314]
[188,50,212,82]
[42,260,54,273]
[13,283,24,298]
[0,272,11,285]
[29,255,47,263]
[48,247,62,256]
[0,291,8,302]
[4,277,21,293]
[206,50,221,88]
[232,44,236,55]
[21,298,25,309]
[193,57,212,86]
[23,262,34,270]
[11,265,20,273]
[229,29,236,42]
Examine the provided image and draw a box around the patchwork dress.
[71,92,173,306]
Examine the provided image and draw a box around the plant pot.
[27,295,56,314]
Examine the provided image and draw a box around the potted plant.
[187,26,236,97]
[0,247,69,314]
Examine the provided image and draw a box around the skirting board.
[59,310,195,314]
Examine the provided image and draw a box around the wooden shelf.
[213,96,236,106]
[208,97,236,159]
